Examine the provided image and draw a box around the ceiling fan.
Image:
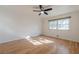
[33,5,52,16]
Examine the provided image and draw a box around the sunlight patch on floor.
[25,36,54,45]
[39,39,54,43]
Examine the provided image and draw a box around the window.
[49,20,57,29]
[49,17,70,30]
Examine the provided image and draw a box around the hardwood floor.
[0,35,79,54]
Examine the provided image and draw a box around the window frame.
[48,16,71,30]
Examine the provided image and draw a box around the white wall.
[42,11,79,42]
[0,6,42,43]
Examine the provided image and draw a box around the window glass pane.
[48,17,70,30]
[58,18,69,30]
[49,20,57,29]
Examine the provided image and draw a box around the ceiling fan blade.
[33,10,41,12]
[39,5,42,9]
[44,12,48,15]
[39,13,41,15]
[44,8,52,11]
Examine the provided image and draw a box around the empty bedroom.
[0,5,79,54]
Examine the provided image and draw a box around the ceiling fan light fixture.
[40,11,44,14]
